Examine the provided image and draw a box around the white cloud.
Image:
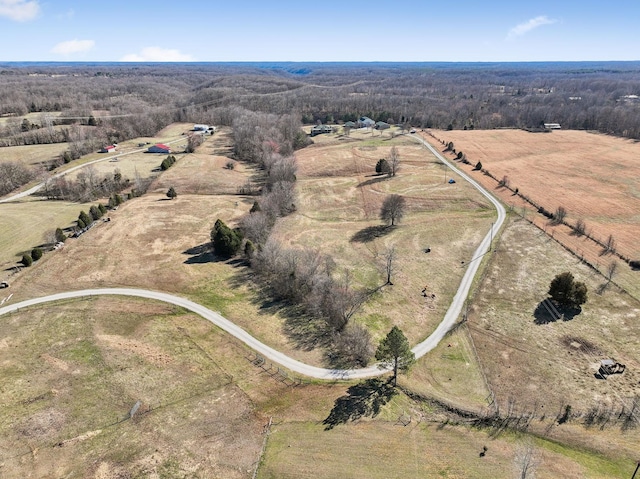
[0,0,40,21]
[56,8,74,20]
[51,39,95,55]
[508,16,557,39]
[120,47,195,62]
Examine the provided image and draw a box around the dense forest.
[2,61,640,148]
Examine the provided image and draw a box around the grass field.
[467,216,640,454]
[0,142,69,168]
[0,197,93,273]
[4,126,495,366]
[426,128,640,299]
[258,409,630,479]
[0,297,265,478]
[3,124,640,477]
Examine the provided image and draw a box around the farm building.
[193,124,209,131]
[544,123,561,130]
[375,121,390,130]
[344,121,357,128]
[358,116,375,128]
[100,145,116,153]
[310,124,333,137]
[147,143,171,154]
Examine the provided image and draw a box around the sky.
[0,0,639,62]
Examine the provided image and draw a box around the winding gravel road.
[0,134,505,380]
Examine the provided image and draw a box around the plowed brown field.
[425,129,640,298]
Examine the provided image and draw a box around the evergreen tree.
[375,326,415,386]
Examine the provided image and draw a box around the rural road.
[0,135,506,380]
[0,136,189,204]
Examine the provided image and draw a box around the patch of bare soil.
[97,334,173,365]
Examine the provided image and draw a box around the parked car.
[0,281,9,288]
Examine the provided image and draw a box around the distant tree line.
[3,63,640,159]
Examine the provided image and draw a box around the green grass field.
[0,197,94,271]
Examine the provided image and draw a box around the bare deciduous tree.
[240,211,274,246]
[382,245,397,286]
[380,194,406,226]
[574,218,587,236]
[332,323,373,367]
[604,234,616,254]
[514,442,538,479]
[553,206,567,225]
[388,146,400,177]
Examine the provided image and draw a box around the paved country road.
[0,136,189,204]
[0,135,506,380]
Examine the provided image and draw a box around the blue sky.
[0,0,638,62]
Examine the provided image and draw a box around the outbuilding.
[147,143,171,154]
[193,124,209,131]
[100,145,116,153]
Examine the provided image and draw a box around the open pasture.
[280,134,494,343]
[0,296,265,478]
[0,197,93,272]
[468,216,640,433]
[152,128,253,196]
[4,128,494,369]
[0,142,68,168]
[427,129,640,297]
[258,418,628,479]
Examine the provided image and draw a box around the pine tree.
[375,326,415,386]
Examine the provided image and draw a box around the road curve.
[0,134,506,381]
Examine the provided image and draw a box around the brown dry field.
[467,216,640,455]
[2,126,639,477]
[5,128,494,364]
[0,297,270,478]
[0,143,69,168]
[275,130,494,344]
[425,128,640,298]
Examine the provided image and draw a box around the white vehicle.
[0,281,9,288]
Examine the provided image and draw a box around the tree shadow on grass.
[232,278,333,352]
[323,378,397,430]
[350,225,395,243]
[182,243,217,264]
[357,175,388,188]
[533,300,582,325]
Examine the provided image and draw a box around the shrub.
[31,248,43,261]
[211,219,243,258]
[375,158,390,174]
[250,201,261,213]
[225,160,236,170]
[79,210,92,226]
[21,254,32,267]
[89,205,102,221]
[629,260,640,270]
[55,227,67,243]
[473,161,482,171]
[166,186,177,200]
[244,239,255,258]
